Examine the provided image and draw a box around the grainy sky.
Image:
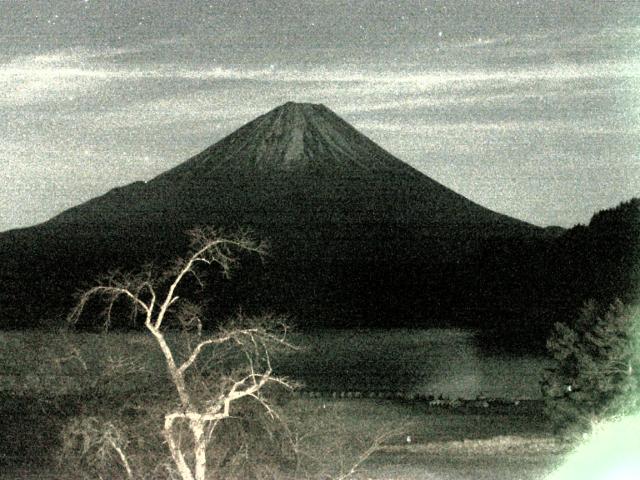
[1,0,638,231]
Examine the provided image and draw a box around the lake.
[275,328,551,399]
[0,328,550,399]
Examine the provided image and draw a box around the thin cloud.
[167,61,640,87]
[2,43,638,107]
[358,119,639,137]
[1,50,130,105]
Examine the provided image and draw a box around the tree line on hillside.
[0,198,638,355]
[477,197,639,352]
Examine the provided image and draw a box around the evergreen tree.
[542,299,640,434]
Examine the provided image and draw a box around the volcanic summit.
[162,101,424,174]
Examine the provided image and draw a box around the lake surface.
[275,328,551,399]
[0,328,550,399]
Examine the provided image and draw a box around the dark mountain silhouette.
[1,102,557,329]
[47,101,534,233]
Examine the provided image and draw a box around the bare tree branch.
[67,227,293,480]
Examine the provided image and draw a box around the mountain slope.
[1,102,546,328]
[40,102,536,261]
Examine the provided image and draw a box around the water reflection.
[276,328,550,399]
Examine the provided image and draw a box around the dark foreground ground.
[1,393,567,480]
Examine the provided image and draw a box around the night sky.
[1,0,638,231]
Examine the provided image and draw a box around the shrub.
[541,299,640,435]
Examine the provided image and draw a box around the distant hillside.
[478,198,640,352]
[1,102,561,331]
[552,198,640,309]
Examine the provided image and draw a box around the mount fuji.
[0,102,548,328]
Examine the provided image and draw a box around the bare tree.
[68,227,295,480]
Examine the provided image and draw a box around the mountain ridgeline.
[1,103,637,349]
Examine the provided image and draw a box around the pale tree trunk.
[164,414,199,480]
[147,323,190,406]
[191,417,208,480]
[164,414,196,480]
